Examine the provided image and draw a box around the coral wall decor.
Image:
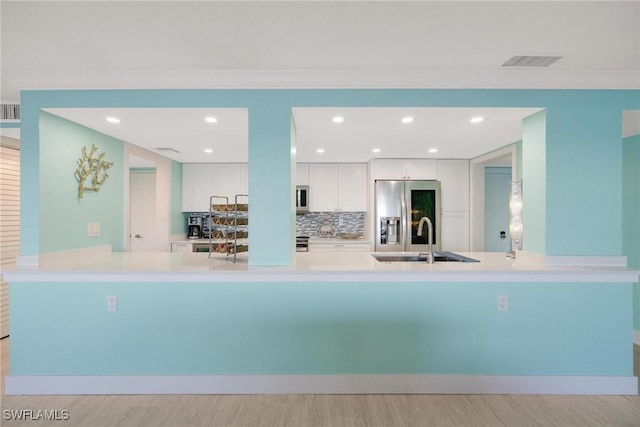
[75,144,114,198]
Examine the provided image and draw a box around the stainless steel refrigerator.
[374,180,441,252]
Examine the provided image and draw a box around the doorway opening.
[469,146,516,252]
[128,154,159,252]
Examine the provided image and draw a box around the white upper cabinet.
[213,163,248,202]
[437,159,470,211]
[309,163,367,212]
[309,164,338,211]
[337,163,368,212]
[296,163,309,186]
[371,159,404,180]
[182,164,214,212]
[182,163,248,212]
[404,159,438,180]
[372,159,437,180]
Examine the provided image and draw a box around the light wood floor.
[1,338,639,427]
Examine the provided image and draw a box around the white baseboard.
[6,374,637,396]
[634,330,640,345]
[544,255,628,267]
[14,255,39,267]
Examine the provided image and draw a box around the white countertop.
[3,249,638,283]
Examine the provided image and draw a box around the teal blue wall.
[248,104,294,265]
[521,110,546,254]
[39,111,125,253]
[10,280,633,376]
[623,134,640,268]
[622,134,640,333]
[545,107,623,255]
[20,89,640,264]
[170,160,184,235]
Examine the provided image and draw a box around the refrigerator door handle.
[400,188,407,252]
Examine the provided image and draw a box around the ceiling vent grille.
[155,147,181,153]
[501,55,563,68]
[1,104,20,120]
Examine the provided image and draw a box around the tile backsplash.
[296,211,366,237]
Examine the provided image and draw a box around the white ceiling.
[2,1,639,162]
[41,107,544,163]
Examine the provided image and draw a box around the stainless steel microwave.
[296,185,309,213]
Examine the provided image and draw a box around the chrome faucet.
[417,216,435,264]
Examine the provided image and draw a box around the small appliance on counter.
[188,216,203,240]
[296,236,309,252]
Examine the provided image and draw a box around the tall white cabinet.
[437,160,470,252]
[182,163,248,212]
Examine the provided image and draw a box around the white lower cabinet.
[171,242,193,253]
[440,211,470,252]
[308,240,371,252]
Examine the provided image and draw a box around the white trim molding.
[545,255,628,267]
[6,374,638,396]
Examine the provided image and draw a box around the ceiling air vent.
[1,104,20,120]
[155,147,181,154]
[501,55,563,68]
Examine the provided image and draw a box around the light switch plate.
[88,222,100,237]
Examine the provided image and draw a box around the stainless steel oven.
[296,185,309,213]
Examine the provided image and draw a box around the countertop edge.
[3,269,638,283]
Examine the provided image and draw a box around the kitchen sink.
[372,251,480,263]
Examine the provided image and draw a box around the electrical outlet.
[107,295,118,312]
[498,295,508,311]
[338,218,344,226]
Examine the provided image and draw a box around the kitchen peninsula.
[9,87,640,399]
[4,248,638,396]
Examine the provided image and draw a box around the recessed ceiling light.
[428,148,438,153]
[106,117,120,123]
[372,148,381,153]
[470,116,484,123]
[316,148,325,153]
[204,148,213,154]
[205,117,218,123]
[401,117,414,124]
[332,116,344,123]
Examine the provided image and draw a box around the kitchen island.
[4,249,638,395]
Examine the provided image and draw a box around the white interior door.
[130,171,157,252]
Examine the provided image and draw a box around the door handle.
[134,234,143,239]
